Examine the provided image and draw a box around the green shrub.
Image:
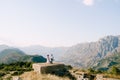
[0,62,33,71]
[0,72,6,77]
[65,65,73,70]
[108,66,120,75]
[12,71,24,76]
[88,68,95,73]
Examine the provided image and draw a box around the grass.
[103,74,120,79]
[20,71,70,80]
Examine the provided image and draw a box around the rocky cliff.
[62,35,120,68]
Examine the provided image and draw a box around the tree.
[108,66,120,75]
[88,68,95,73]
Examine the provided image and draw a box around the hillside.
[0,48,46,64]
[19,55,46,63]
[94,52,120,70]
[0,48,25,64]
[62,35,120,68]
[0,45,9,52]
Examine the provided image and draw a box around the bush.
[6,76,12,80]
[0,62,33,71]
[88,68,95,73]
[12,71,24,76]
[65,65,73,70]
[0,72,6,77]
[108,66,120,75]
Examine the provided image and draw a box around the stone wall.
[32,63,66,74]
[32,63,76,79]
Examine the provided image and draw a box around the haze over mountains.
[20,46,68,60]
[0,35,120,69]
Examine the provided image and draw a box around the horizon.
[0,0,120,47]
[0,34,119,48]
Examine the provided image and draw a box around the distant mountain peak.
[61,35,120,68]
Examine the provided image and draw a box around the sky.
[0,0,120,47]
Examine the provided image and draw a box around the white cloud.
[82,0,120,6]
[82,0,94,6]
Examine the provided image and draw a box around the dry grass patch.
[20,71,70,80]
[104,74,120,79]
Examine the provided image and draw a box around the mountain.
[0,48,46,64]
[20,46,68,61]
[61,35,120,68]
[19,55,47,63]
[0,48,25,63]
[0,45,10,52]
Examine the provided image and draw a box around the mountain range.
[0,35,120,70]
[62,35,120,68]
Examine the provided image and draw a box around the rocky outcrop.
[32,63,76,79]
[62,35,120,68]
[32,63,65,74]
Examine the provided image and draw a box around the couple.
[46,54,54,64]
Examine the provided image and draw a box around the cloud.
[83,0,94,6]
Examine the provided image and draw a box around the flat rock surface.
[33,63,64,67]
